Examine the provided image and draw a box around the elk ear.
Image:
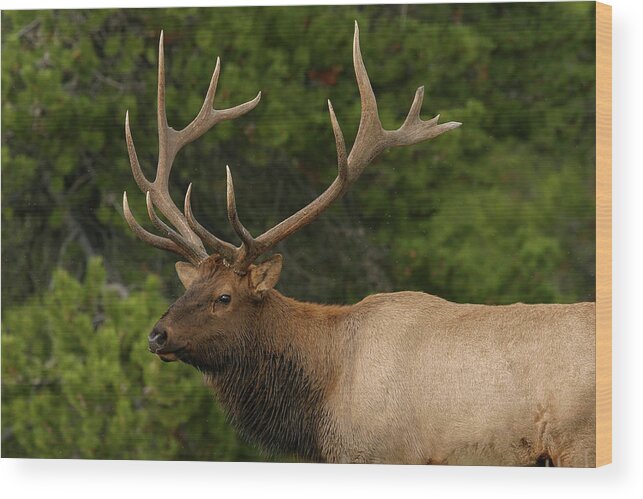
[175,261,199,289]
[249,254,283,298]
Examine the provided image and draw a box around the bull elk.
[122,23,596,466]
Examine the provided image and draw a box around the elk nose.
[148,325,168,352]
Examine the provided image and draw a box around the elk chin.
[157,352,179,362]
[174,346,227,376]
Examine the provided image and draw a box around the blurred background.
[1,3,596,460]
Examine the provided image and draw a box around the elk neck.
[205,289,350,461]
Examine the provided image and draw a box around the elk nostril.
[148,326,168,348]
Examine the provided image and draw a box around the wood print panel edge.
[595,0,612,467]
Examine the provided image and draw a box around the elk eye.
[217,294,231,304]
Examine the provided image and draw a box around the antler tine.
[328,100,349,182]
[184,183,237,262]
[387,86,462,147]
[125,111,152,193]
[175,60,262,151]
[348,21,386,174]
[157,30,170,180]
[226,166,264,267]
[122,192,195,261]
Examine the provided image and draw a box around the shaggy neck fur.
[203,290,347,461]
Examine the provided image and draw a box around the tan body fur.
[321,292,595,465]
[213,288,595,466]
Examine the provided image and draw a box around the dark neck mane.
[205,291,344,461]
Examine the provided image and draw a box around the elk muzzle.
[148,324,179,362]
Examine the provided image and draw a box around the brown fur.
[152,254,596,466]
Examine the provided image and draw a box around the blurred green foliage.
[2,257,264,460]
[2,4,596,460]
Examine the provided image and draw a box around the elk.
[122,23,596,466]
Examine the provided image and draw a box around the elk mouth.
[158,352,179,362]
[151,347,186,363]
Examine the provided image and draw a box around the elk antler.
[223,22,461,269]
[122,30,260,265]
[123,23,461,272]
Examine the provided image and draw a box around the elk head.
[122,23,460,370]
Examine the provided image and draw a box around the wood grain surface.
[596,1,612,467]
